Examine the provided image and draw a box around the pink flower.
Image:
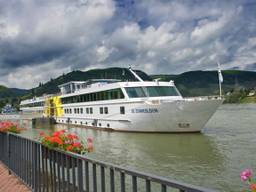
[240,169,253,182]
[241,175,248,182]
[39,131,45,136]
[60,130,65,134]
[73,142,81,147]
[53,131,60,137]
[64,141,71,144]
[87,137,93,143]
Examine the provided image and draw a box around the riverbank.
[224,90,256,104]
[240,96,256,103]
[224,96,256,104]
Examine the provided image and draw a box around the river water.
[18,104,256,192]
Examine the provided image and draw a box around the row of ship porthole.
[64,106,126,115]
[57,119,110,128]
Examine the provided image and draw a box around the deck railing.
[0,132,215,192]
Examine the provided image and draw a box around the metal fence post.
[7,133,11,175]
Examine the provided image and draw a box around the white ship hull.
[55,98,223,132]
[20,72,224,133]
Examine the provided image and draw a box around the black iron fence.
[0,132,215,192]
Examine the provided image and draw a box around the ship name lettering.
[131,108,158,113]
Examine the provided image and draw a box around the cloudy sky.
[1,0,256,89]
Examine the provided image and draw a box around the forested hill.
[1,68,256,109]
[29,68,151,97]
[0,85,28,109]
[0,85,28,98]
[151,70,256,97]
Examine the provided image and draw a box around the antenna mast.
[217,61,223,97]
[128,66,144,82]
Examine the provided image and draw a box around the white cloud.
[0,0,256,88]
[0,60,71,89]
[191,7,241,43]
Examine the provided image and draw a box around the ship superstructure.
[20,68,223,132]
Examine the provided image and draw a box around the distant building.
[226,91,232,96]
[1,104,17,114]
[248,90,255,97]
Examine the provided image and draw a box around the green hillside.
[0,86,28,110]
[29,67,151,97]
[0,68,256,110]
[151,70,256,97]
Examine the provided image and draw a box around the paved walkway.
[0,162,31,192]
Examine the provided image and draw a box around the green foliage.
[28,68,151,97]
[0,68,151,109]
[152,70,256,100]
[1,69,256,108]
[240,96,256,103]
[0,87,28,111]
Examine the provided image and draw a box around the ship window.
[120,106,125,114]
[90,107,93,114]
[125,87,146,98]
[86,108,89,114]
[92,93,96,101]
[125,86,179,98]
[100,107,103,114]
[80,108,83,114]
[60,88,124,104]
[104,107,108,114]
[145,86,180,97]
[81,95,84,102]
[103,91,108,100]
[69,109,72,113]
[97,93,100,101]
[145,87,159,97]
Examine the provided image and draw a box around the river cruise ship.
[20,68,223,132]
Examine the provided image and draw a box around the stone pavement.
[0,162,31,192]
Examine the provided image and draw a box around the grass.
[240,96,256,103]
